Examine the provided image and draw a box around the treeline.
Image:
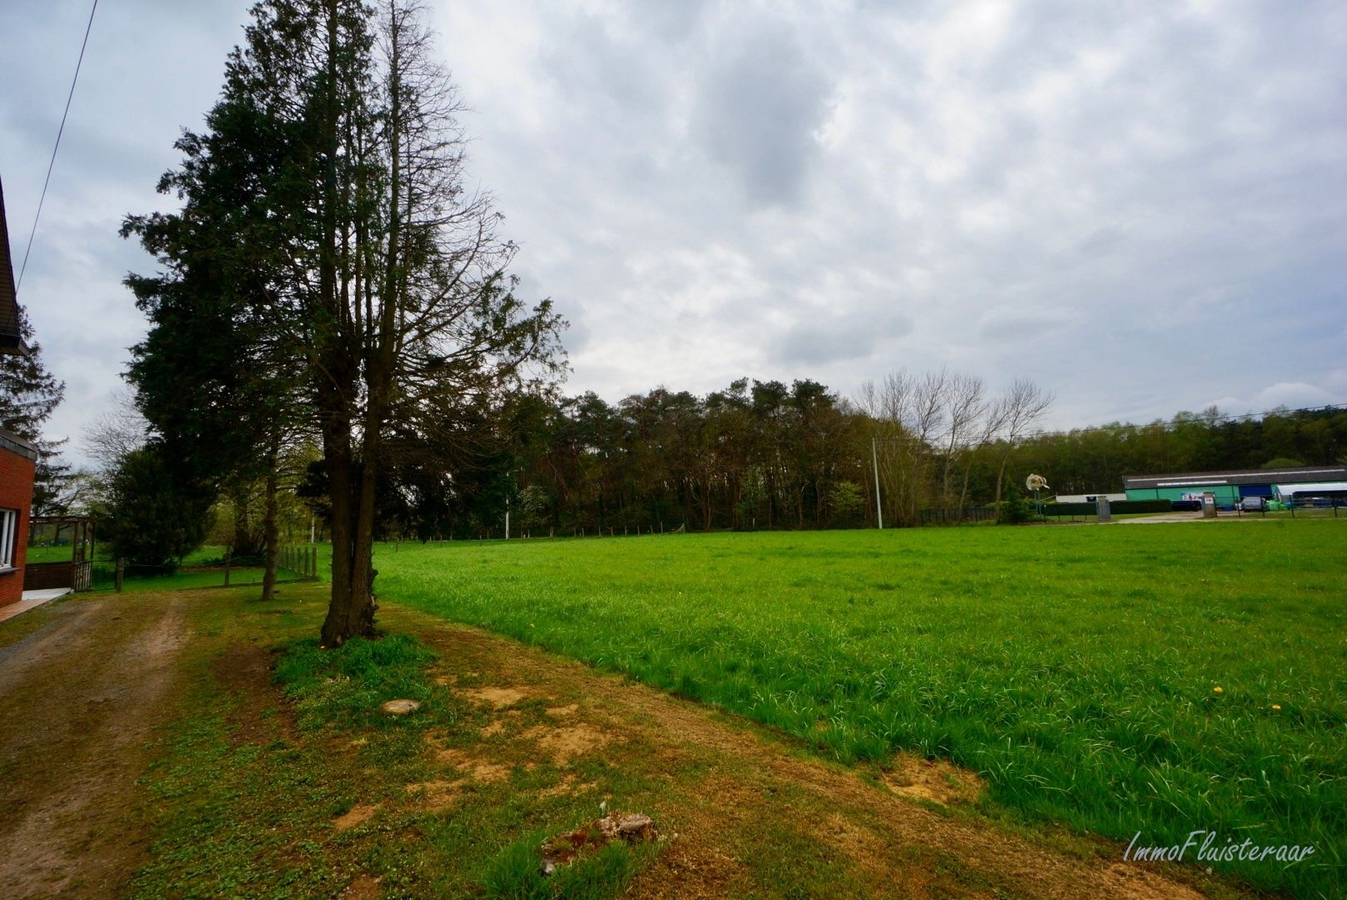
[487,371,1050,535]
[87,369,1347,547]
[1010,405,1347,496]
[406,378,1345,538]
[502,379,872,535]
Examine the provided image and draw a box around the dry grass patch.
[403,779,461,811]
[460,685,531,708]
[524,721,613,765]
[539,773,600,798]
[433,746,512,783]
[881,753,985,806]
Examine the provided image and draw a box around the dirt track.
[0,594,189,898]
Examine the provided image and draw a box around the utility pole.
[872,436,883,529]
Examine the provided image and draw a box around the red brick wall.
[0,446,35,608]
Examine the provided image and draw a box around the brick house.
[0,175,38,609]
[0,431,37,609]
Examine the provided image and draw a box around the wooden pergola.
[28,515,96,562]
[25,516,96,591]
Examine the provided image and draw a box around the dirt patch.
[881,753,985,805]
[460,685,530,708]
[212,641,294,746]
[545,703,579,718]
[527,722,611,764]
[480,720,506,737]
[434,746,511,782]
[340,874,383,898]
[334,804,379,831]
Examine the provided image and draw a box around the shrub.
[997,492,1033,524]
[94,442,215,566]
[829,480,865,527]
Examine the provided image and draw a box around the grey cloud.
[775,311,912,367]
[690,21,831,206]
[2,0,1345,464]
[975,304,1078,342]
[1209,381,1343,416]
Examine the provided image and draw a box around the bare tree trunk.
[347,434,380,637]
[318,0,361,647]
[230,481,254,557]
[321,409,358,645]
[957,458,973,514]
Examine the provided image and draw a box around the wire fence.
[914,506,999,525]
[1035,497,1345,522]
[1283,497,1345,519]
[91,546,321,592]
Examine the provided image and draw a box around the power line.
[17,0,100,291]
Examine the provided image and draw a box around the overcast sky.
[2,0,1344,467]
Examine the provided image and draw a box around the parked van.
[1240,496,1267,512]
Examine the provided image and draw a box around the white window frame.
[0,508,17,570]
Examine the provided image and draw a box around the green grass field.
[24,544,77,563]
[367,521,1347,897]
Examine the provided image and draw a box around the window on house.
[0,508,17,569]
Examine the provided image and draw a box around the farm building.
[0,175,37,610]
[1123,465,1347,505]
[1053,492,1126,504]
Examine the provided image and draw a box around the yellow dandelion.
[1213,686,1224,694]
[1271,704,1281,711]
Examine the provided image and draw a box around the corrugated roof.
[1276,482,1347,496]
[1124,466,1347,489]
[0,174,25,353]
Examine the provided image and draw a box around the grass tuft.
[478,828,651,900]
[274,634,440,731]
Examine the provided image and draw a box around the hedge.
[1041,499,1173,516]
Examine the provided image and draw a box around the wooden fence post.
[223,547,232,587]
[115,558,124,593]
